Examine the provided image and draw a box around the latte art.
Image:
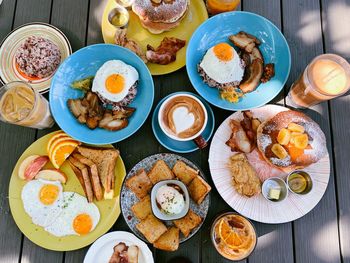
[162,96,206,139]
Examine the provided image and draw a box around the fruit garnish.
[286,143,304,162]
[277,128,291,145]
[287,123,305,133]
[47,131,70,155]
[50,140,80,169]
[294,134,309,149]
[252,119,261,132]
[219,218,243,249]
[271,144,288,159]
[289,132,303,144]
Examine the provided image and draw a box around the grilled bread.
[147,160,175,184]
[77,146,119,198]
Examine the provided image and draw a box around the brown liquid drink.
[288,54,350,108]
[0,82,54,129]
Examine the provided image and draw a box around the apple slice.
[35,169,68,184]
[23,156,49,181]
[18,155,40,180]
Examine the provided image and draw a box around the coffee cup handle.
[193,135,208,149]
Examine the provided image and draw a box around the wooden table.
[0,0,349,262]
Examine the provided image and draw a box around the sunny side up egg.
[92,60,139,103]
[21,179,64,227]
[45,192,100,237]
[199,42,245,84]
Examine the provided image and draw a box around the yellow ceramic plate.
[8,131,126,251]
[101,0,208,75]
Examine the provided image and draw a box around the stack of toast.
[126,159,211,251]
[68,145,119,202]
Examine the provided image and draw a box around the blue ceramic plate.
[152,92,215,153]
[186,11,291,111]
[50,44,154,145]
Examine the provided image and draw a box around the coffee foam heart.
[172,106,195,134]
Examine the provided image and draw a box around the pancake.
[132,0,189,34]
[256,110,327,172]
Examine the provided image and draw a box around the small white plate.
[84,231,154,263]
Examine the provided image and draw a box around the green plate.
[8,131,126,251]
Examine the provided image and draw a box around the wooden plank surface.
[282,0,341,262]
[0,0,348,262]
[0,2,37,263]
[242,1,294,263]
[320,0,350,262]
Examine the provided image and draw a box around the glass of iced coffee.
[0,81,54,129]
[288,54,350,108]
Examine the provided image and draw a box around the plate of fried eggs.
[186,11,291,111]
[9,132,126,251]
[49,44,154,144]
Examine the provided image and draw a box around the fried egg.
[21,179,64,227]
[92,60,139,103]
[199,42,244,84]
[45,192,100,237]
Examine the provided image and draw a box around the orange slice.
[219,217,245,249]
[48,136,79,159]
[47,131,70,154]
[50,140,80,169]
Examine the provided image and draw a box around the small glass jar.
[206,0,241,15]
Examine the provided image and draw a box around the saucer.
[152,92,215,153]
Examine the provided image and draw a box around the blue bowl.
[49,44,154,145]
[186,11,291,111]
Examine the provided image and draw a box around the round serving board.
[208,104,330,224]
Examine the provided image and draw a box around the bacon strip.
[146,37,186,65]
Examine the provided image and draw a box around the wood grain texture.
[320,0,350,262]
[283,0,341,262]
[0,0,16,39]
[241,1,294,262]
[11,1,65,262]
[0,2,38,263]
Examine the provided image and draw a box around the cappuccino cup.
[158,93,208,149]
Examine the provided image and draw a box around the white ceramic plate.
[208,104,330,224]
[84,231,154,263]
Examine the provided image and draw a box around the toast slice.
[77,146,119,198]
[131,195,152,220]
[136,214,167,243]
[153,227,180,251]
[72,153,103,201]
[173,209,202,238]
[147,160,175,184]
[126,169,153,199]
[172,160,198,185]
[68,156,94,202]
[188,175,211,204]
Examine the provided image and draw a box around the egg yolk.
[105,74,125,94]
[213,43,233,61]
[39,184,59,205]
[73,213,93,235]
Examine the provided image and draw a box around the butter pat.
[268,188,281,200]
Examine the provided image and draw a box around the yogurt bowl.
[150,179,190,221]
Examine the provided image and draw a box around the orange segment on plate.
[49,139,80,169]
[47,131,67,154]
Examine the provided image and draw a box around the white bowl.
[150,180,190,221]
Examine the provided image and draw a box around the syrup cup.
[158,93,208,149]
